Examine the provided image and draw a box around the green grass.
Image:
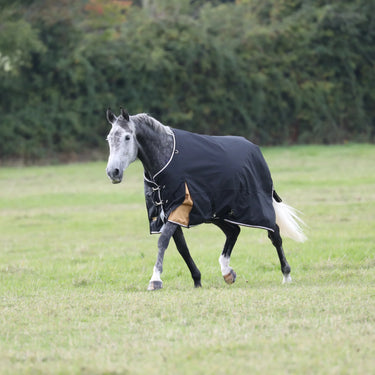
[0,144,374,375]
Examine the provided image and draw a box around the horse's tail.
[272,191,307,243]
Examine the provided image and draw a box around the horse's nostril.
[113,168,120,177]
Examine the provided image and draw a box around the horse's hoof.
[223,269,236,284]
[194,281,202,288]
[283,273,292,284]
[147,281,163,291]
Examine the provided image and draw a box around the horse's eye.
[125,135,131,141]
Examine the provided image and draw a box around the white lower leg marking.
[283,273,292,284]
[219,255,232,276]
[150,266,162,282]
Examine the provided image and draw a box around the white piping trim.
[167,218,270,231]
[153,129,176,180]
[167,219,189,228]
[223,219,274,232]
[167,219,199,229]
[143,173,158,186]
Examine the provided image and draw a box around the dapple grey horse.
[106,108,306,290]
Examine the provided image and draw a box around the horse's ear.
[120,107,130,121]
[106,108,117,124]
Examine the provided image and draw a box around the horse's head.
[106,108,138,184]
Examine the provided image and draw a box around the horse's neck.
[132,115,174,178]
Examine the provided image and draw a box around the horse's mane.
[131,113,172,135]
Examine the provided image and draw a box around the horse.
[105,108,306,290]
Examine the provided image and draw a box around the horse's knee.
[158,235,169,251]
[158,223,176,250]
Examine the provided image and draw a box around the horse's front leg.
[148,221,178,291]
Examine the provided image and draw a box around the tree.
[0,0,374,162]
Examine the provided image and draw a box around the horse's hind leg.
[148,221,177,291]
[214,220,240,285]
[173,226,202,288]
[268,225,292,284]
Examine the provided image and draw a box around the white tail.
[273,198,307,242]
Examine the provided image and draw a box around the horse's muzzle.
[107,167,123,184]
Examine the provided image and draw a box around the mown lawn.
[0,144,374,374]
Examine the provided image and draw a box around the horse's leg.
[268,225,292,284]
[214,220,240,285]
[148,221,178,291]
[173,226,202,288]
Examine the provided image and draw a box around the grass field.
[0,144,374,375]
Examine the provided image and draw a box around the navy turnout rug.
[144,128,276,234]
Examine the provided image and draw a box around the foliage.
[0,0,374,161]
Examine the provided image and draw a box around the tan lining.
[168,183,193,226]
